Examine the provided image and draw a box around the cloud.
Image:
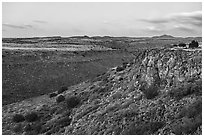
[173,25,195,32]
[140,18,169,24]
[140,11,202,27]
[170,11,202,27]
[3,23,33,29]
[144,26,163,32]
[33,20,48,24]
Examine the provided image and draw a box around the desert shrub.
[123,121,165,135]
[49,92,58,98]
[116,66,125,72]
[176,98,202,119]
[172,116,202,135]
[57,86,68,94]
[189,40,199,48]
[13,123,23,133]
[119,77,123,81]
[25,112,39,122]
[66,96,80,108]
[142,85,159,99]
[169,82,201,100]
[56,95,65,103]
[24,124,32,132]
[57,116,72,127]
[122,62,128,68]
[185,99,202,118]
[178,43,186,47]
[12,114,25,123]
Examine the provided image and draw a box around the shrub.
[12,114,25,123]
[57,86,68,94]
[13,123,23,133]
[24,124,32,132]
[25,112,39,122]
[116,66,125,72]
[142,85,159,99]
[49,92,58,98]
[178,43,186,47]
[56,95,65,103]
[172,116,202,135]
[185,99,202,118]
[169,83,201,100]
[123,121,165,135]
[66,96,80,108]
[189,40,199,48]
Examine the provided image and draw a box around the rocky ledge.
[2,48,202,135]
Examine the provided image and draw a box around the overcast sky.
[2,2,202,38]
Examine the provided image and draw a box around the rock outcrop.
[2,48,202,135]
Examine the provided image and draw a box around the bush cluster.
[189,40,199,48]
[12,114,25,123]
[56,95,65,103]
[25,112,39,122]
[116,66,125,72]
[168,82,201,100]
[172,99,202,134]
[66,96,80,108]
[123,121,165,135]
[142,85,159,99]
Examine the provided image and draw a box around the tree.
[189,40,199,48]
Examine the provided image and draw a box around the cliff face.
[2,48,202,135]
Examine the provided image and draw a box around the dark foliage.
[116,66,125,72]
[142,85,159,99]
[66,96,80,108]
[178,99,202,119]
[49,92,58,98]
[57,86,68,94]
[189,40,199,48]
[56,95,65,103]
[178,43,186,47]
[24,124,32,132]
[169,82,201,100]
[123,121,165,135]
[173,99,202,134]
[25,112,39,122]
[172,115,202,135]
[12,114,25,123]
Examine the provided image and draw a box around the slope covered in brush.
[2,48,202,135]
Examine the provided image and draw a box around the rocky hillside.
[2,48,202,135]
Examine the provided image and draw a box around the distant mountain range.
[152,34,175,39]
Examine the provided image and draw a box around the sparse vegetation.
[25,112,39,122]
[142,85,159,99]
[116,66,125,72]
[49,92,58,98]
[12,114,25,123]
[66,96,80,108]
[13,123,23,133]
[123,121,165,135]
[168,82,201,100]
[56,95,65,103]
[2,38,202,135]
[189,40,199,48]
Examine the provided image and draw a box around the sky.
[2,2,202,38]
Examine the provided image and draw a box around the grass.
[168,81,202,100]
[122,121,165,135]
[2,49,134,105]
[172,99,202,135]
